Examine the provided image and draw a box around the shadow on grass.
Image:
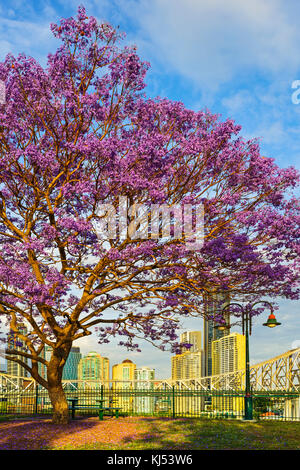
[120,417,300,450]
[0,415,114,450]
[121,417,235,450]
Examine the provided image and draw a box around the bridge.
[158,347,300,391]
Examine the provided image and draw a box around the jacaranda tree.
[0,6,299,423]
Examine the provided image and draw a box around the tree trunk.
[47,345,71,424]
[48,381,69,424]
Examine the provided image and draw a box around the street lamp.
[263,313,281,328]
[214,301,281,420]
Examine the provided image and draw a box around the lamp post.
[215,301,281,421]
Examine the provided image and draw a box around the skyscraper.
[171,332,204,415]
[134,367,155,382]
[62,347,82,381]
[134,367,155,414]
[112,359,136,411]
[203,291,230,376]
[112,359,136,383]
[211,332,246,414]
[172,330,203,380]
[38,345,82,383]
[180,331,202,353]
[6,325,29,381]
[172,351,203,380]
[212,332,246,375]
[78,352,109,384]
[38,345,52,381]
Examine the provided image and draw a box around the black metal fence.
[0,386,299,421]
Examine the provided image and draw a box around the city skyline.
[67,297,300,379]
[2,327,242,381]
[3,315,298,381]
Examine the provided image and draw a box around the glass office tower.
[203,291,230,377]
[62,347,82,381]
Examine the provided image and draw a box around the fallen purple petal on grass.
[0,417,151,450]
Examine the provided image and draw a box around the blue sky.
[0,0,300,378]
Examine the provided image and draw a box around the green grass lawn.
[49,417,300,450]
[1,414,299,450]
[0,414,38,423]
[0,414,20,422]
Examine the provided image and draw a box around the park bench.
[67,398,121,420]
[98,406,121,420]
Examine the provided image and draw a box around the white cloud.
[0,17,57,65]
[222,90,255,115]
[3,0,300,91]
[219,79,300,170]
[120,0,300,90]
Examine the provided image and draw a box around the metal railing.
[0,384,299,421]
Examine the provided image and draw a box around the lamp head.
[214,322,230,331]
[263,313,281,328]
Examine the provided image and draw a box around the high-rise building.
[38,345,52,381]
[180,331,202,353]
[171,334,204,415]
[212,332,246,375]
[172,351,203,380]
[62,347,82,381]
[134,367,155,414]
[172,330,203,380]
[112,359,136,411]
[203,291,230,376]
[211,332,245,414]
[38,345,82,383]
[134,367,155,382]
[6,325,29,380]
[78,352,109,383]
[112,359,136,382]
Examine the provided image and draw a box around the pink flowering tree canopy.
[0,6,299,423]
